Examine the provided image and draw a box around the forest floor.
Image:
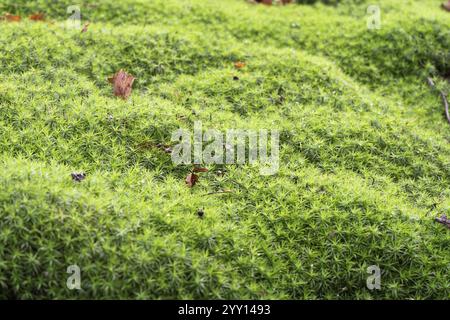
[0,0,449,299]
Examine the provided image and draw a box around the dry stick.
[440,91,450,125]
[427,77,450,125]
[203,190,234,196]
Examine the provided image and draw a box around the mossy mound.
[0,0,449,299]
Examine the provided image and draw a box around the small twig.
[435,214,450,229]
[203,190,234,196]
[426,77,435,87]
[426,77,450,125]
[440,91,450,125]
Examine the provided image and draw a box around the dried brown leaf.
[234,61,246,69]
[29,13,45,21]
[4,13,21,22]
[81,22,90,33]
[443,1,450,11]
[109,70,135,99]
[186,173,199,188]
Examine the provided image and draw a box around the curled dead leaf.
[81,22,90,33]
[109,70,135,100]
[234,61,246,69]
[186,173,199,188]
[193,167,209,173]
[442,1,450,11]
[3,13,21,22]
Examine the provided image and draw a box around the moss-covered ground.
[0,0,449,299]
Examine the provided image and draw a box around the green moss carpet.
[0,0,449,299]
